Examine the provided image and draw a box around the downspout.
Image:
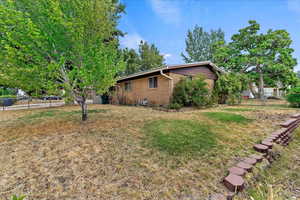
[160,69,173,103]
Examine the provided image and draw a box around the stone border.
[211,113,300,200]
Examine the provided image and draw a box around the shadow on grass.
[143,119,217,156]
[17,109,107,123]
[222,108,256,112]
[202,112,252,124]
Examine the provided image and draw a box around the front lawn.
[203,112,252,123]
[0,101,299,199]
[144,119,216,155]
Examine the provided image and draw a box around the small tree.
[171,75,210,108]
[0,0,125,121]
[286,87,300,108]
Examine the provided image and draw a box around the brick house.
[111,61,223,106]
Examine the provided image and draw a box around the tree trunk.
[76,95,88,121]
[249,83,259,99]
[258,67,265,103]
[80,99,88,121]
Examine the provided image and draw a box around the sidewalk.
[1,102,65,111]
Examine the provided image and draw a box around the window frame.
[148,77,158,89]
[124,81,132,92]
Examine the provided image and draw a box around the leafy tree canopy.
[0,0,125,120]
[181,25,225,63]
[121,41,165,76]
[213,20,297,99]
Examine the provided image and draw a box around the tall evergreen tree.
[122,48,140,75]
[139,41,165,71]
[122,41,165,75]
[181,25,224,63]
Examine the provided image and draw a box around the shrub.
[168,103,182,110]
[286,87,300,108]
[171,75,210,108]
[213,73,248,105]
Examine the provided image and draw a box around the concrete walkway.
[1,102,65,111]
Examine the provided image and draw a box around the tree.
[297,71,300,79]
[213,20,297,100]
[122,48,140,75]
[0,0,125,121]
[121,41,165,75]
[138,41,165,72]
[181,25,224,63]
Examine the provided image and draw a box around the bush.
[168,103,182,110]
[286,87,300,108]
[213,73,248,105]
[171,75,210,108]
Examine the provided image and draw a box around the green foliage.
[11,195,25,200]
[122,41,165,75]
[213,73,248,105]
[0,87,16,96]
[181,25,224,63]
[139,41,165,71]
[144,119,216,155]
[203,112,252,123]
[171,75,210,108]
[168,103,182,110]
[213,20,297,99]
[0,0,125,121]
[122,48,140,75]
[286,87,300,108]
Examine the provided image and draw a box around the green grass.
[222,108,255,112]
[143,119,217,155]
[203,112,252,123]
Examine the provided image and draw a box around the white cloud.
[149,0,182,25]
[288,0,300,12]
[120,33,144,49]
[162,53,172,59]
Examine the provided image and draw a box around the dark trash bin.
[0,98,15,107]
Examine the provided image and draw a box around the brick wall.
[112,74,172,106]
[112,72,216,106]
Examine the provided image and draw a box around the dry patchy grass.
[0,101,299,199]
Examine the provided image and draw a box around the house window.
[149,77,158,88]
[125,81,132,91]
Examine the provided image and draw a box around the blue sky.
[118,0,300,71]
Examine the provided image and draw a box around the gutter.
[160,69,174,99]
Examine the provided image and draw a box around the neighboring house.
[111,61,223,106]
